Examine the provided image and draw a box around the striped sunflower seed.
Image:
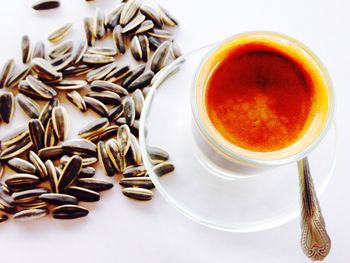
[108,104,124,122]
[95,8,106,39]
[48,40,73,59]
[57,155,82,192]
[83,54,115,65]
[140,5,163,27]
[0,136,32,160]
[122,187,153,201]
[84,96,109,117]
[128,133,142,164]
[120,177,154,189]
[48,23,72,43]
[61,139,97,156]
[28,151,48,180]
[76,178,113,192]
[83,17,95,47]
[12,188,48,203]
[106,139,125,173]
[0,59,15,89]
[78,166,96,178]
[31,58,62,81]
[7,157,36,174]
[138,34,150,63]
[5,66,31,88]
[39,97,59,127]
[45,159,59,193]
[127,71,154,92]
[28,119,45,152]
[71,39,88,65]
[5,174,40,189]
[123,164,147,178]
[147,146,170,163]
[60,155,97,167]
[44,118,59,147]
[122,96,135,126]
[32,0,60,10]
[86,91,121,105]
[117,124,131,156]
[0,125,28,148]
[130,35,142,62]
[39,193,78,205]
[65,186,100,202]
[131,89,144,118]
[105,4,124,30]
[150,40,172,73]
[97,141,117,177]
[153,161,174,176]
[13,208,47,221]
[0,92,15,123]
[54,79,87,90]
[90,80,128,95]
[16,93,40,119]
[86,62,118,82]
[66,90,87,112]
[21,35,31,64]
[87,125,119,143]
[78,118,109,139]
[122,13,145,34]
[32,41,45,59]
[52,106,69,141]
[112,25,126,54]
[120,0,141,26]
[38,145,65,160]
[26,75,57,99]
[52,204,88,219]
[135,20,154,35]
[121,64,145,88]
[158,5,179,27]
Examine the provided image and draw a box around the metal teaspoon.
[297,157,331,261]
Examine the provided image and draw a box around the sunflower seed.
[71,39,88,64]
[7,158,36,174]
[0,125,28,147]
[150,57,183,86]
[29,151,48,180]
[19,201,48,209]
[122,96,135,126]
[32,41,46,59]
[48,22,72,43]
[58,156,82,192]
[48,40,73,59]
[77,178,113,192]
[122,14,145,34]
[105,66,130,83]
[60,155,97,167]
[138,34,150,63]
[83,54,115,65]
[86,62,118,82]
[105,4,124,30]
[0,162,4,179]
[66,91,87,112]
[38,146,65,160]
[16,93,40,119]
[53,53,74,71]
[87,125,119,143]
[128,133,142,164]
[88,47,117,57]
[120,0,141,26]
[28,119,45,152]
[32,0,60,10]
[63,64,91,76]
[78,118,109,139]
[127,71,153,92]
[12,188,48,203]
[148,36,162,50]
[131,89,144,118]
[122,67,145,89]
[91,80,128,95]
[117,124,131,156]
[150,40,172,73]
[84,96,109,117]
[39,193,77,205]
[13,208,47,221]
[52,204,88,219]
[78,166,95,178]
[135,20,154,34]
[26,75,57,99]
[0,189,15,213]
[5,174,40,189]
[0,136,32,160]
[22,35,31,64]
[0,92,15,123]
[97,141,116,177]
[44,118,58,147]
[129,36,142,62]
[87,91,121,105]
[153,161,174,176]
[39,98,58,127]
[140,5,163,27]
[0,214,8,224]
[158,5,179,27]
[18,81,46,100]
[171,41,182,58]
[45,159,59,192]
[95,8,106,39]
[147,146,169,163]
[123,164,147,177]
[122,187,153,201]
[54,79,87,90]
[84,17,95,47]
[5,66,31,88]
[120,177,154,189]
[108,104,124,122]
[31,58,62,81]
[61,139,97,156]
[112,25,126,54]
[148,29,173,39]
[0,59,15,89]
[65,186,100,202]
[106,139,125,173]
[50,53,71,67]
[52,106,69,141]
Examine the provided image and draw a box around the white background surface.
[0,0,348,262]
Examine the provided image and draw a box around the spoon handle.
[297,157,331,261]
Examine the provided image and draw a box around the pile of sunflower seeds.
[0,0,178,222]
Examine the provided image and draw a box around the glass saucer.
[139,45,337,232]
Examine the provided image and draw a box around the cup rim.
[191,31,335,167]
